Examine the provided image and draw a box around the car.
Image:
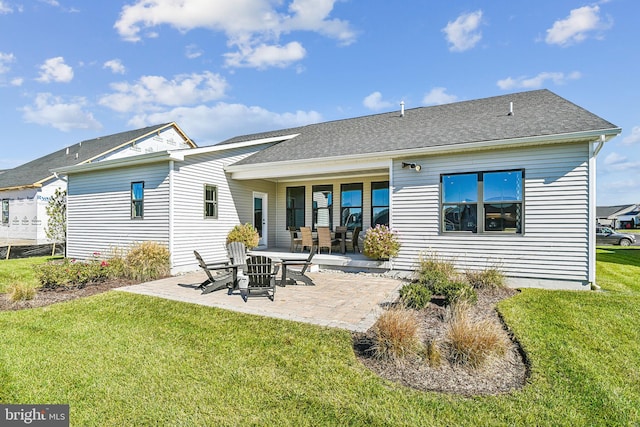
[596,227,636,246]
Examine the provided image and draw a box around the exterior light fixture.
[401,162,422,172]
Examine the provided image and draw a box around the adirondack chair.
[193,250,239,295]
[280,252,315,287]
[242,255,279,302]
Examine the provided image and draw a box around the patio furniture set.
[193,244,316,302]
[288,226,361,255]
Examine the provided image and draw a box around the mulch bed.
[353,287,530,396]
[0,280,136,311]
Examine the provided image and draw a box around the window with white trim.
[441,170,523,234]
[131,182,144,219]
[204,184,218,219]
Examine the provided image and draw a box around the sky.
[0,0,638,205]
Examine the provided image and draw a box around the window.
[131,182,144,219]
[371,181,389,227]
[312,185,333,230]
[286,186,305,229]
[341,183,362,231]
[1,199,8,226]
[204,184,218,219]
[441,170,523,234]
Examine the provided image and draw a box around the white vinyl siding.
[66,163,171,259]
[170,146,276,273]
[391,142,591,288]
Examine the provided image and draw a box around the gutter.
[226,127,622,177]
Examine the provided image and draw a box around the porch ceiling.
[226,157,390,182]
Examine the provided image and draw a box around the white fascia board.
[181,134,300,157]
[226,128,621,180]
[52,151,183,175]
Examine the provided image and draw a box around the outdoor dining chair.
[299,226,316,252]
[344,226,362,253]
[288,227,302,252]
[317,226,340,254]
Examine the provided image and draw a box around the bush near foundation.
[226,224,260,249]
[35,241,170,289]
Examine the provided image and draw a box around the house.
[596,204,640,229]
[0,123,195,244]
[55,90,621,290]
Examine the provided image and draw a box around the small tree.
[45,188,67,243]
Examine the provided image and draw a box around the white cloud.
[99,71,229,113]
[422,87,458,105]
[545,5,612,47]
[127,102,322,145]
[622,126,640,145]
[362,92,393,111]
[0,1,12,13]
[224,41,306,69]
[603,152,640,171]
[0,52,15,73]
[36,57,74,83]
[114,0,355,69]
[21,93,102,131]
[497,71,581,90]
[103,59,126,74]
[10,77,23,86]
[442,10,483,52]
[185,44,203,59]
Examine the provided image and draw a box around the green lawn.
[0,251,639,425]
[0,256,60,293]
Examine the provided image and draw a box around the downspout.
[588,135,606,290]
[169,160,175,274]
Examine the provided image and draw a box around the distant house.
[56,90,621,290]
[0,123,195,244]
[596,204,640,229]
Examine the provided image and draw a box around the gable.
[0,123,195,191]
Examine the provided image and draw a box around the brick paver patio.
[116,270,405,332]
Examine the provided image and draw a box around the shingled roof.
[0,123,184,190]
[228,89,619,166]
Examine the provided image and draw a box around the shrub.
[421,340,442,367]
[440,281,477,306]
[363,225,400,260]
[372,307,421,360]
[417,252,458,282]
[36,258,109,290]
[7,283,36,302]
[443,302,509,369]
[399,283,432,310]
[465,267,506,290]
[125,241,170,282]
[226,224,260,249]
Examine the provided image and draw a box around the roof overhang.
[226,127,621,181]
[51,134,298,176]
[0,183,42,191]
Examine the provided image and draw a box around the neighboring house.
[596,204,640,229]
[0,123,195,244]
[55,90,621,290]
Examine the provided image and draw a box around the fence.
[0,243,65,260]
